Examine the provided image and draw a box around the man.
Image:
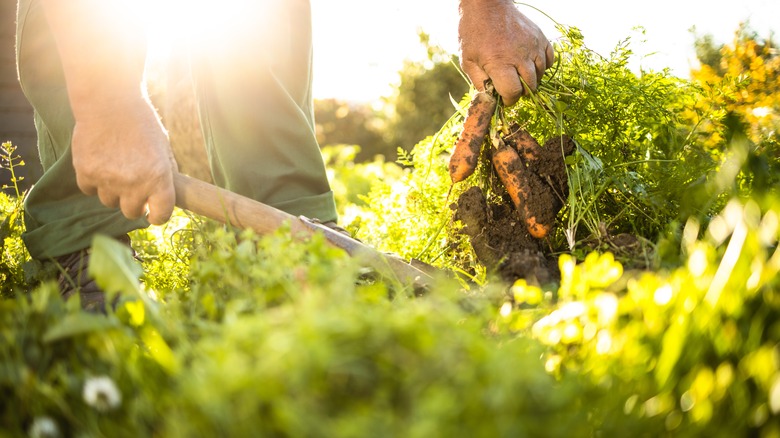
[15,0,554,310]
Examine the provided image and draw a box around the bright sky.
[310,0,780,102]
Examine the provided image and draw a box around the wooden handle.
[172,173,434,289]
[173,172,311,237]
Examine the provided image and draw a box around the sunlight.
[131,0,780,102]
[138,0,289,63]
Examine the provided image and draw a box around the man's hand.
[71,100,176,225]
[458,0,555,105]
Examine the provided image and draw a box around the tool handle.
[173,172,310,237]
[172,172,433,289]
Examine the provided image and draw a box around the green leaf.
[43,313,119,342]
[88,234,142,298]
[88,235,162,319]
[140,326,180,374]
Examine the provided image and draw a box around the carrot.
[505,124,542,162]
[448,87,497,183]
[491,140,556,239]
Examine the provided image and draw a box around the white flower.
[82,375,122,412]
[28,416,60,438]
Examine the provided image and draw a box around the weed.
[0,142,30,297]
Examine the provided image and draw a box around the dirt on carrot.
[452,186,556,284]
[448,85,498,184]
[491,139,555,238]
[452,128,576,285]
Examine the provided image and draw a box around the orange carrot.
[491,140,556,239]
[448,88,497,183]
[506,124,542,162]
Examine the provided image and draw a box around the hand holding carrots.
[453,0,566,239]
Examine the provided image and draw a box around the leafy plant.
[688,24,780,151]
[503,26,716,256]
[350,25,710,276]
[0,142,30,297]
[502,196,780,436]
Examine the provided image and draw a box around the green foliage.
[0,280,174,437]
[130,211,195,294]
[0,214,592,437]
[4,186,780,436]
[157,274,589,437]
[0,189,27,298]
[314,99,391,161]
[0,142,30,297]
[350,113,469,273]
[503,27,717,253]
[693,31,725,74]
[321,145,406,217]
[502,197,780,435]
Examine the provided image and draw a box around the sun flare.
[138,0,289,62]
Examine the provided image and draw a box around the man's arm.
[41,0,175,225]
[458,0,555,105]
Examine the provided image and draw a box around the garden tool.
[172,172,436,291]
